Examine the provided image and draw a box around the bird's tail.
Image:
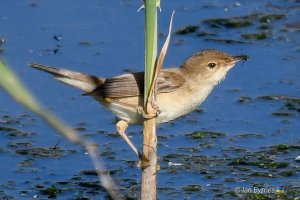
[30,63,104,93]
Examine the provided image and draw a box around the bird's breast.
[156,84,214,123]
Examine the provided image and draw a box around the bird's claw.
[137,106,161,119]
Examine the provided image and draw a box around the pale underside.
[89,68,218,124]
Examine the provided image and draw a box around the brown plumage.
[30,49,248,124]
[88,70,185,98]
[30,64,185,98]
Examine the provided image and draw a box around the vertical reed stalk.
[141,0,159,199]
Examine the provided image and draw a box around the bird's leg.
[116,120,140,157]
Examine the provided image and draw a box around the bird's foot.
[137,106,161,119]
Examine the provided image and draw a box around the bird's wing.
[88,70,185,98]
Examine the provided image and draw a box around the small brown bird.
[31,49,247,155]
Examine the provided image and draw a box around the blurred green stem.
[0,59,121,200]
[0,59,80,143]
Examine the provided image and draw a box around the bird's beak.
[233,54,249,63]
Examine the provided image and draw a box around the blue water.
[0,0,299,199]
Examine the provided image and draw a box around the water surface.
[0,0,299,199]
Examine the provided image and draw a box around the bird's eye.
[208,62,216,68]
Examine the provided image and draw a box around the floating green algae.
[257,95,300,117]
[229,157,289,169]
[175,13,286,44]
[258,162,288,169]
[245,193,272,200]
[187,131,226,139]
[0,126,35,137]
[182,185,201,192]
[15,147,65,158]
[204,38,247,44]
[202,17,252,28]
[259,14,285,23]
[175,25,199,34]
[269,144,300,152]
[202,13,285,29]
[242,32,268,40]
[78,181,103,190]
[250,172,273,177]
[279,170,294,177]
[41,185,61,198]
